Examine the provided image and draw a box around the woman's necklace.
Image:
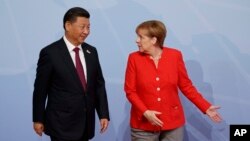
[150,49,162,61]
[150,55,161,61]
[149,49,162,68]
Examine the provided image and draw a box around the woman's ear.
[152,37,157,45]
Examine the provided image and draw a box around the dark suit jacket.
[33,38,109,140]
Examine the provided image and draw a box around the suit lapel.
[82,43,92,85]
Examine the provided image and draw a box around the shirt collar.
[63,36,82,52]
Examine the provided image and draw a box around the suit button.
[156,77,160,81]
[84,108,87,112]
[157,87,160,91]
[157,98,161,101]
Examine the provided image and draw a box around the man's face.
[65,17,90,46]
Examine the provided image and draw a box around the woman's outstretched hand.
[206,105,222,123]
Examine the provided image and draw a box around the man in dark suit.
[32,7,110,141]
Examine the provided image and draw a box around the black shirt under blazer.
[33,38,109,140]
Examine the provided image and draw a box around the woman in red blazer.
[124,20,222,141]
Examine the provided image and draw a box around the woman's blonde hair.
[136,20,167,47]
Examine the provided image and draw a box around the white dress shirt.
[63,36,87,81]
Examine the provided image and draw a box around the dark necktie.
[73,47,87,91]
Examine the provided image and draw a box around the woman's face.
[136,29,156,54]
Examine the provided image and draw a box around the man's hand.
[33,122,44,136]
[100,118,109,133]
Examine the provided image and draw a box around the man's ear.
[65,21,71,32]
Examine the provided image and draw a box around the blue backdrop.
[1,0,250,141]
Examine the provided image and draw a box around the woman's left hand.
[206,105,222,123]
